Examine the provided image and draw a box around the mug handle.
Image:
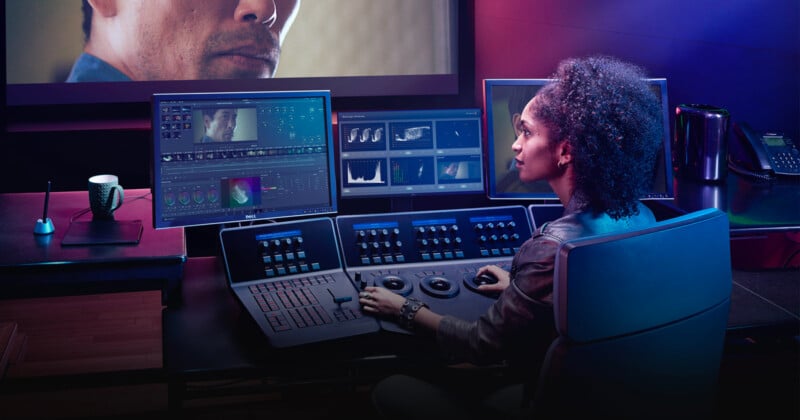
[109,185,125,212]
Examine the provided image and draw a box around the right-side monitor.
[483,78,674,201]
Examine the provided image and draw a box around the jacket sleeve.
[435,235,560,365]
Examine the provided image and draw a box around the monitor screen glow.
[483,78,674,201]
[4,0,474,121]
[338,108,484,198]
[151,90,337,229]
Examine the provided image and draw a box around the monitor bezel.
[4,0,476,131]
[150,89,338,229]
[337,107,485,199]
[482,78,674,201]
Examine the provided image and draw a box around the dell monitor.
[151,90,337,229]
[338,108,484,198]
[483,78,674,201]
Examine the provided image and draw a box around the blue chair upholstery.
[532,207,732,419]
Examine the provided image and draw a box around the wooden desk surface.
[0,189,185,266]
[0,189,186,303]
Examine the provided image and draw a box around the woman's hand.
[475,264,511,293]
[359,286,407,317]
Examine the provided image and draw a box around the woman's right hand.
[475,264,511,293]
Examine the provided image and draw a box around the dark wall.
[473,0,799,141]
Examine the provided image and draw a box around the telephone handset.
[729,121,800,179]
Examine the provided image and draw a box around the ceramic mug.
[88,174,124,220]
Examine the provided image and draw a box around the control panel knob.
[355,272,366,289]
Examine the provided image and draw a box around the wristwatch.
[398,297,428,330]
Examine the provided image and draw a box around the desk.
[673,172,800,270]
[163,256,799,409]
[0,189,186,305]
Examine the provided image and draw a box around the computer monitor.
[151,90,337,229]
[338,108,484,198]
[483,78,674,201]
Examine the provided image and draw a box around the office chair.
[525,207,733,419]
[373,208,732,420]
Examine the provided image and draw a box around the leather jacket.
[436,196,656,366]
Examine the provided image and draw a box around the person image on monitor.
[360,56,665,414]
[439,161,461,180]
[200,108,238,143]
[66,0,301,82]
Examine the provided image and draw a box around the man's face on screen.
[205,109,238,142]
[114,0,300,80]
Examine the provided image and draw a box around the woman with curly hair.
[363,56,664,417]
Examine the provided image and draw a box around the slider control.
[327,288,352,305]
[355,272,367,290]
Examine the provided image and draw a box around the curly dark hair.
[531,56,663,219]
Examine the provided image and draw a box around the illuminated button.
[262,255,272,264]
[297,251,306,259]
[311,262,321,270]
[265,269,276,277]
[361,257,371,265]
[277,267,287,276]
[396,255,406,263]
[289,266,298,274]
[274,254,284,263]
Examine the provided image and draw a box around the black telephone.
[729,121,800,179]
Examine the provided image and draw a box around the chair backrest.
[533,207,732,419]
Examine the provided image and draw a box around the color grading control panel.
[336,206,533,333]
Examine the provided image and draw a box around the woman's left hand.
[359,286,406,317]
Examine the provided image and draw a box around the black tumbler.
[674,104,730,182]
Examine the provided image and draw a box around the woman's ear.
[556,140,573,166]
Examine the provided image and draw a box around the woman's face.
[511,97,562,183]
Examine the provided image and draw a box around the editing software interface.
[483,78,674,200]
[338,108,484,198]
[151,90,337,229]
